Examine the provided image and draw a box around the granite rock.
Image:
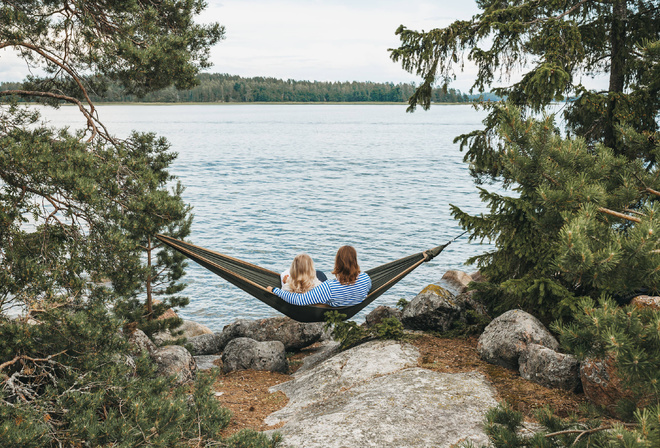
[221,337,288,374]
[477,309,559,370]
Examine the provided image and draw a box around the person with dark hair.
[267,245,371,306]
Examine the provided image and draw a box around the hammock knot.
[424,243,449,261]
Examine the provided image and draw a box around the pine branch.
[545,423,638,446]
[0,350,67,372]
[646,187,660,197]
[598,207,641,223]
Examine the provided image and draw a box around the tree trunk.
[605,0,627,151]
[146,235,153,320]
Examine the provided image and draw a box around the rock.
[186,332,230,355]
[153,299,179,320]
[222,317,325,351]
[519,343,581,392]
[126,328,156,356]
[460,290,490,320]
[153,319,213,344]
[194,355,222,371]
[364,306,402,327]
[151,345,196,384]
[630,295,660,310]
[295,341,341,374]
[157,308,179,320]
[176,319,213,338]
[268,340,419,421]
[442,270,473,293]
[401,284,463,332]
[477,309,559,370]
[580,356,637,415]
[265,340,498,448]
[470,271,486,283]
[221,337,288,373]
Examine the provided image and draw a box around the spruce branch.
[525,0,592,26]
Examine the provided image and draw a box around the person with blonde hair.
[281,253,322,293]
[268,246,371,307]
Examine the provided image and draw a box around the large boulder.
[126,328,156,356]
[151,345,196,384]
[266,340,498,448]
[186,332,231,355]
[630,295,660,310]
[401,284,463,332]
[153,319,213,345]
[194,355,222,371]
[221,337,288,374]
[364,305,402,327]
[222,317,325,351]
[519,343,581,392]
[477,309,559,370]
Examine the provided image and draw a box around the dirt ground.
[211,334,588,436]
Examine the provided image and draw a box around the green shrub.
[373,317,406,341]
[324,311,406,350]
[224,429,283,448]
[396,298,409,310]
[463,403,660,448]
[553,297,660,412]
[0,303,279,447]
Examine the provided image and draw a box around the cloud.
[0,49,40,82]
[202,0,480,88]
[1,1,482,90]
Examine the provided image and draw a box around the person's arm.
[267,282,332,306]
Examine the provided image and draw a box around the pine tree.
[1,4,281,447]
[0,1,223,322]
[0,302,281,447]
[390,1,660,320]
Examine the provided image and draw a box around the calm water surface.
[39,104,492,331]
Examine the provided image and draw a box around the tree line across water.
[0,73,472,104]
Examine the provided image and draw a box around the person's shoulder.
[357,272,371,286]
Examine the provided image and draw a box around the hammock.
[156,234,451,323]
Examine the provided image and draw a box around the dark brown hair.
[332,245,360,285]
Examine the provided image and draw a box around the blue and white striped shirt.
[272,272,372,307]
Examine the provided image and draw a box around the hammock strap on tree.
[155,234,453,322]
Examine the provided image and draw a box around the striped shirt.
[272,272,372,307]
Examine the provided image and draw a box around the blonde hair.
[287,253,318,293]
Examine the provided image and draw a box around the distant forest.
[0,73,472,104]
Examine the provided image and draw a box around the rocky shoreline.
[117,268,650,447]
[119,269,660,447]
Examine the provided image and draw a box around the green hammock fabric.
[156,234,450,322]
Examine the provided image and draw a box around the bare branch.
[0,350,67,372]
[598,207,642,223]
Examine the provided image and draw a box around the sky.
[0,0,484,92]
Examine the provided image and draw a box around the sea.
[35,103,495,332]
